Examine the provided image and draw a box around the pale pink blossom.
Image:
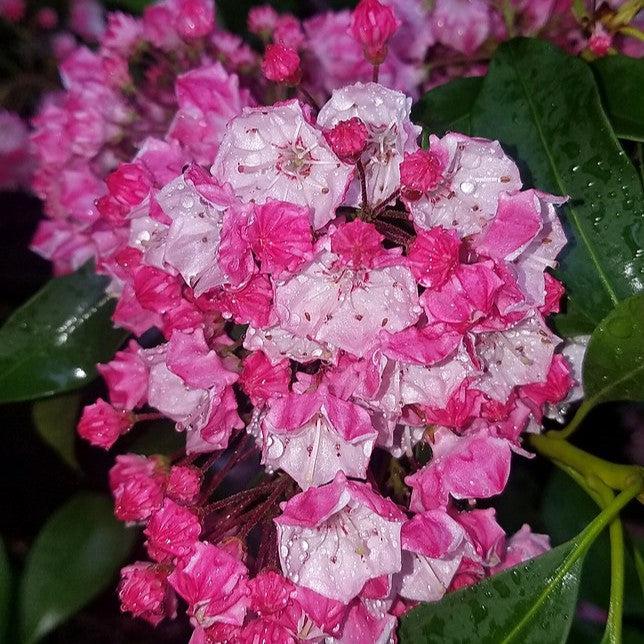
[431,0,491,55]
[168,541,249,628]
[262,391,378,489]
[275,472,405,603]
[317,82,420,206]
[396,510,465,601]
[212,100,353,230]
[406,428,512,512]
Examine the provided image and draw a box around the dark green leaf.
[32,392,81,470]
[20,493,134,643]
[126,420,184,456]
[582,293,644,406]
[0,538,11,644]
[470,39,644,335]
[0,266,127,403]
[398,541,581,643]
[412,76,484,136]
[592,56,644,142]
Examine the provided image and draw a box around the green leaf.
[0,266,127,404]
[32,392,81,470]
[0,538,11,644]
[412,76,484,136]
[582,293,644,406]
[398,541,582,643]
[542,469,644,620]
[592,55,644,142]
[19,493,134,643]
[470,38,644,335]
[127,420,184,456]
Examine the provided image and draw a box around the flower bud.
[77,398,133,449]
[106,162,151,207]
[349,0,400,66]
[166,465,202,504]
[119,563,177,625]
[400,149,446,195]
[324,118,369,163]
[588,24,612,57]
[261,43,302,85]
[247,5,279,39]
[175,0,214,40]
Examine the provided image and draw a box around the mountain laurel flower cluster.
[15,0,612,641]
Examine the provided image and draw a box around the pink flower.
[246,200,314,276]
[330,220,387,269]
[349,0,401,65]
[106,162,151,207]
[274,247,420,358]
[261,44,302,85]
[0,110,33,190]
[133,266,182,314]
[97,340,148,410]
[109,454,166,523]
[167,465,202,504]
[275,472,405,603]
[168,541,249,628]
[324,118,370,163]
[239,351,290,406]
[217,274,274,328]
[406,428,512,512]
[318,83,420,207]
[166,328,238,393]
[262,391,378,489]
[407,226,461,289]
[456,508,506,566]
[520,354,573,419]
[145,498,201,562]
[405,133,521,236]
[397,510,465,601]
[493,524,550,573]
[69,0,105,41]
[588,23,613,57]
[168,64,252,166]
[337,600,397,643]
[77,398,133,449]
[119,563,177,625]
[274,14,305,50]
[431,0,490,55]
[212,100,352,231]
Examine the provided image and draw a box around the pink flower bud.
[588,24,612,57]
[247,5,278,39]
[349,0,400,66]
[109,454,166,523]
[36,7,58,30]
[324,118,369,163]
[261,43,301,85]
[77,398,133,449]
[106,162,151,207]
[175,0,214,40]
[166,465,202,504]
[119,563,177,625]
[400,149,446,195]
[145,498,201,562]
[96,194,127,227]
[133,266,182,313]
[0,0,24,22]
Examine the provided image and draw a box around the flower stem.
[548,398,593,440]
[528,433,644,501]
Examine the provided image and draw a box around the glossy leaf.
[582,293,644,406]
[592,56,644,142]
[411,76,484,136]
[20,493,134,643]
[470,38,644,335]
[32,392,81,470]
[398,540,581,643]
[0,538,11,644]
[0,266,126,403]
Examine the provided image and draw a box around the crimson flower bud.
[400,149,446,196]
[324,118,369,163]
[77,398,133,449]
[261,43,302,85]
[349,0,400,66]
